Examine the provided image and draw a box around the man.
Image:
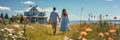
[49,7,60,35]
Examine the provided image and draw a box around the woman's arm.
[67,14,70,24]
[60,14,63,20]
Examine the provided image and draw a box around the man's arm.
[49,13,52,20]
[57,13,60,22]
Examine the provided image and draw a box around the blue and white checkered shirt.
[50,11,59,23]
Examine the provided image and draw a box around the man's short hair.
[53,7,56,10]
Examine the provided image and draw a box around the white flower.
[13,24,19,28]
[64,36,69,40]
[0,29,5,32]
[26,25,34,29]
[4,27,9,30]
[69,39,73,40]
[13,35,18,38]
[8,29,13,33]
[18,31,24,36]
[18,35,23,38]
[78,36,82,39]
[8,33,12,37]
[22,37,26,39]
[20,31,24,34]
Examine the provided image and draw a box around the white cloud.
[105,0,112,1]
[44,7,53,13]
[69,15,89,21]
[14,10,24,13]
[0,6,11,11]
[43,7,61,13]
[21,1,34,4]
[43,7,88,21]
[43,7,61,19]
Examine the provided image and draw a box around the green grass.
[26,23,120,40]
[26,23,65,40]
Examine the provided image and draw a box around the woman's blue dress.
[60,15,69,32]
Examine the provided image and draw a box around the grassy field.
[0,22,120,40]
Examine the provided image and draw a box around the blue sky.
[0,0,120,21]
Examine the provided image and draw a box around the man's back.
[50,11,59,23]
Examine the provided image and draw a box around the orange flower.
[80,31,87,37]
[85,27,92,32]
[99,32,104,37]
[108,37,113,40]
[109,29,116,33]
[105,32,109,36]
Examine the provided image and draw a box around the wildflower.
[17,20,20,23]
[20,31,24,34]
[8,34,12,37]
[18,31,24,36]
[22,37,26,39]
[105,32,109,36]
[109,29,116,33]
[78,36,82,39]
[80,31,87,37]
[69,39,73,40]
[85,27,92,32]
[64,36,69,40]
[99,32,104,37]
[7,29,13,34]
[13,35,18,38]
[13,24,19,28]
[108,37,113,40]
[4,27,9,30]
[26,25,34,29]
[82,38,87,40]
[76,31,79,32]
[0,29,5,32]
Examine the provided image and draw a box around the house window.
[41,13,42,16]
[33,12,35,15]
[33,9,35,11]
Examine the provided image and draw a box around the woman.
[60,9,70,32]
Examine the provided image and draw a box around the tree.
[5,13,9,19]
[0,13,4,18]
[20,15,24,23]
[10,15,15,22]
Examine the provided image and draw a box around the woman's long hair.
[62,9,67,16]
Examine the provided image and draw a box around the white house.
[24,5,47,24]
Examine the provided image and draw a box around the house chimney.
[30,5,32,7]
[36,5,38,7]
